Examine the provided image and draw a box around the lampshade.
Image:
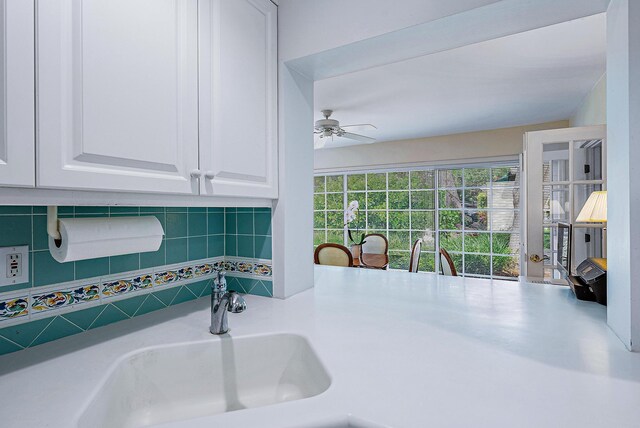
[576,190,607,222]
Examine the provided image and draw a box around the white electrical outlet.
[0,246,29,287]
[7,253,21,277]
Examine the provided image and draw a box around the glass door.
[523,125,606,281]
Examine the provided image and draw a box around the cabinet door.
[0,0,35,187]
[37,0,200,194]
[199,0,278,198]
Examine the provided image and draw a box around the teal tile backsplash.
[0,206,273,356]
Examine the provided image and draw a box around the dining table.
[353,253,389,269]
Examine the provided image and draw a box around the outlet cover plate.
[0,246,29,287]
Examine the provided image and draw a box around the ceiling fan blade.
[342,123,378,130]
[340,132,376,143]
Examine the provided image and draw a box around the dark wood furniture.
[409,239,422,273]
[314,243,354,267]
[362,233,389,255]
[439,248,458,276]
[353,253,389,269]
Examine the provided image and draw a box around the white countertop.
[1,266,639,428]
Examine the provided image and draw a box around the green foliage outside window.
[314,193,325,211]
[326,229,343,244]
[347,174,366,191]
[464,168,490,187]
[419,252,436,272]
[411,190,435,209]
[313,163,519,278]
[367,211,387,229]
[438,169,463,187]
[439,189,462,208]
[314,212,325,229]
[411,170,434,189]
[326,211,343,229]
[464,232,490,253]
[367,192,387,210]
[464,254,491,275]
[411,211,435,231]
[439,210,462,230]
[388,172,409,189]
[326,175,343,192]
[439,232,462,251]
[326,193,343,210]
[314,230,325,246]
[389,251,410,270]
[388,191,410,209]
[348,192,366,210]
[388,211,410,229]
[388,231,410,250]
[367,173,386,190]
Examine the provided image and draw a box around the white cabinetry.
[0,0,35,187]
[36,0,200,195]
[199,0,278,198]
[1,0,277,201]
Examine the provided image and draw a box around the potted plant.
[344,200,366,258]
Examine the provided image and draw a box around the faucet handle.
[213,270,227,290]
[227,291,247,313]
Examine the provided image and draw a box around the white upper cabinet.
[0,0,35,187]
[199,0,278,198]
[37,0,200,194]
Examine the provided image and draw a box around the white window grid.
[314,162,520,280]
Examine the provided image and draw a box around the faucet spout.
[210,271,246,335]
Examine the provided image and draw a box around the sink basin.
[77,334,331,428]
[291,415,391,428]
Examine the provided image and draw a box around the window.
[313,162,521,280]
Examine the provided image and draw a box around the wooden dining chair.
[408,239,422,273]
[439,248,458,276]
[314,243,354,267]
[362,233,388,255]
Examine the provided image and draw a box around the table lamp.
[576,190,607,223]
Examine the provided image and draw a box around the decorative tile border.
[0,296,29,320]
[102,274,153,298]
[0,256,272,326]
[32,284,100,313]
[224,257,273,278]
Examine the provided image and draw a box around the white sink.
[77,334,331,428]
[291,415,391,428]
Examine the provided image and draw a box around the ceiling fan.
[314,109,377,149]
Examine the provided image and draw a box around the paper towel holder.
[47,206,63,248]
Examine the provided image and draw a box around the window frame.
[313,160,521,279]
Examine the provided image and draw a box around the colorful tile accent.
[32,285,100,312]
[194,263,214,276]
[0,296,29,321]
[237,261,253,273]
[102,274,153,298]
[154,270,179,286]
[0,206,273,356]
[253,263,273,277]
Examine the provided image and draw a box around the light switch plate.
[0,246,29,287]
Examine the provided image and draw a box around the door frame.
[522,125,606,281]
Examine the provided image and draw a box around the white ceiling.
[313,13,606,148]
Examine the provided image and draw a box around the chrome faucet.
[210,270,246,334]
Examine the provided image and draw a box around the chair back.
[362,233,388,255]
[439,248,458,276]
[409,239,422,273]
[314,243,354,267]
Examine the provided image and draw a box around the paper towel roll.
[48,216,164,263]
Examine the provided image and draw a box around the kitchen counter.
[1,266,639,428]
